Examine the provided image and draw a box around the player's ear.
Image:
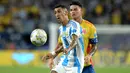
[64,9,68,15]
[66,11,68,15]
[81,8,84,16]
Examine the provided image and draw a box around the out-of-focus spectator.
[0,0,130,50]
[126,11,130,24]
[111,8,121,24]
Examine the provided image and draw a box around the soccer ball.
[30,29,47,46]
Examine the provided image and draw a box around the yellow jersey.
[80,19,98,66]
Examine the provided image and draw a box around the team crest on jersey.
[82,28,87,34]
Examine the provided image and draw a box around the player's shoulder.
[83,20,94,26]
[69,20,79,25]
[70,20,79,23]
[69,20,80,27]
[58,25,62,33]
[83,19,96,29]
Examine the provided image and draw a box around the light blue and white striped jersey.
[58,20,84,72]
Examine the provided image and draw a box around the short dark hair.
[70,1,82,8]
[54,4,67,9]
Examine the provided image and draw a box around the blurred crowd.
[0,0,130,50]
[83,0,130,24]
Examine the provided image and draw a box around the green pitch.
[94,66,130,73]
[0,66,129,73]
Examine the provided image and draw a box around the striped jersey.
[58,20,84,71]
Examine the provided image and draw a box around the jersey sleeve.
[89,25,98,44]
[71,21,80,37]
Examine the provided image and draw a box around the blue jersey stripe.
[63,26,66,31]
[62,37,69,48]
[79,37,84,53]
[69,20,77,29]
[74,47,80,67]
[69,27,72,39]
[78,66,80,73]
[62,26,69,48]
[73,47,81,73]
[62,55,68,66]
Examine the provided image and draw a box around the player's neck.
[75,17,83,24]
[62,18,69,26]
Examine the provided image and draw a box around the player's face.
[54,7,67,23]
[70,5,82,19]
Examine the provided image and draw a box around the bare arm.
[44,43,63,69]
[84,37,98,64]
[89,44,97,56]
[53,44,63,58]
[84,43,98,64]
[42,43,63,61]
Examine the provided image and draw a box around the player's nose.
[55,13,58,17]
[71,11,75,15]
[55,15,59,18]
[71,10,75,13]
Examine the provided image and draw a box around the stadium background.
[0,0,130,73]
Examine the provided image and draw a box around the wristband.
[51,51,56,56]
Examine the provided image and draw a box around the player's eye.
[70,9,73,11]
[74,8,77,11]
[54,10,57,14]
[58,10,61,13]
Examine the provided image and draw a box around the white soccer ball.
[30,29,47,46]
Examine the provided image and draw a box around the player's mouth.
[56,17,61,23]
[57,17,60,20]
[72,14,76,16]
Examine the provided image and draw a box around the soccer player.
[69,1,98,73]
[42,5,84,73]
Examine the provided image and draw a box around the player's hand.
[64,49,69,55]
[48,58,54,70]
[42,53,53,62]
[84,55,92,64]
